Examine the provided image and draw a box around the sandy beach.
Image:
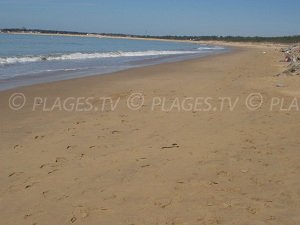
[0,43,299,225]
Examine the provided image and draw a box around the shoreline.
[0,35,231,91]
[1,44,299,225]
[1,31,288,48]
[0,32,288,92]
[0,50,232,93]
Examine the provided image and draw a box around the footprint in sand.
[40,157,66,174]
[176,180,185,184]
[40,163,54,169]
[39,163,57,173]
[161,143,180,149]
[72,206,89,219]
[67,127,76,132]
[140,164,151,168]
[74,121,86,125]
[23,213,33,220]
[13,144,22,150]
[66,145,73,150]
[55,157,67,163]
[111,130,121,134]
[76,153,85,160]
[8,171,24,177]
[69,206,93,223]
[135,157,147,162]
[42,190,49,198]
[25,182,38,189]
[136,157,150,168]
[57,194,69,201]
[70,217,77,223]
[154,198,173,208]
[247,206,258,214]
[8,180,36,192]
[34,135,45,140]
[47,169,59,174]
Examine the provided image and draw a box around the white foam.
[198,46,225,50]
[0,45,226,66]
[0,50,200,65]
[0,56,42,65]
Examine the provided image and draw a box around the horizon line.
[1,28,300,38]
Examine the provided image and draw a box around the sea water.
[0,33,226,90]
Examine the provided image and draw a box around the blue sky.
[0,0,299,36]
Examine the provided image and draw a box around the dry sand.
[0,44,299,225]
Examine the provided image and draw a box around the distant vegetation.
[144,35,300,43]
[1,28,300,44]
[0,28,89,36]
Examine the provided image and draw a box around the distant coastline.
[1,28,300,44]
[0,29,196,45]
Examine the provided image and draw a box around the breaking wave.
[198,46,225,50]
[0,50,202,65]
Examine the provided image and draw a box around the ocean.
[0,33,226,90]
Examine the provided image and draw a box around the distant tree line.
[1,28,300,44]
[0,28,89,36]
[131,35,300,43]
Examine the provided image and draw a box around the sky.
[0,0,299,36]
